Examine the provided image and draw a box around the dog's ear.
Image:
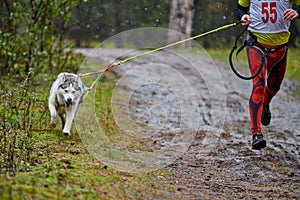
[76,74,82,82]
[60,73,67,84]
[76,74,84,88]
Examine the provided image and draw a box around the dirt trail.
[76,48,299,199]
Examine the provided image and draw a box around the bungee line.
[81,22,241,98]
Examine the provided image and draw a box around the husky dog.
[48,72,89,135]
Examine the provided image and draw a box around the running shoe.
[252,133,266,150]
[261,105,271,126]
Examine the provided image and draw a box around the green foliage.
[0,75,48,174]
[0,0,81,175]
[0,75,172,200]
[286,48,300,81]
[0,0,79,81]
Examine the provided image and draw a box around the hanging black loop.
[229,27,265,80]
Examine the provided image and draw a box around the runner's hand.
[241,14,251,26]
[284,9,299,20]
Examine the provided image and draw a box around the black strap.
[229,27,261,80]
[229,29,286,80]
[248,31,287,54]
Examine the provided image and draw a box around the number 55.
[262,2,277,23]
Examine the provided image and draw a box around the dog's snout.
[67,98,72,102]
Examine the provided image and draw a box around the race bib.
[248,0,292,33]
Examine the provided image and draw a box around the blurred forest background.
[69,0,300,48]
[1,0,300,80]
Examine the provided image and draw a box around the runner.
[235,0,300,150]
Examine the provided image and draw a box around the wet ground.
[76,48,299,199]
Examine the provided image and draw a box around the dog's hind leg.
[59,112,65,131]
[61,116,66,130]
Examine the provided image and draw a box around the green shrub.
[0,0,80,175]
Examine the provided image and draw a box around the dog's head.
[58,74,82,107]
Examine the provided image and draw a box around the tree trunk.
[168,0,194,48]
[114,0,126,48]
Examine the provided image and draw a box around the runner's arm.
[235,3,249,21]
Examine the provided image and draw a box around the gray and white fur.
[48,72,89,135]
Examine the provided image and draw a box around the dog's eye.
[72,91,76,94]
[64,90,68,93]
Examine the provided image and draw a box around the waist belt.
[229,28,287,80]
[245,32,287,55]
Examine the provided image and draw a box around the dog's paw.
[50,118,57,127]
[51,123,57,128]
[63,131,71,136]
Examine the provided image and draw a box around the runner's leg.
[263,47,288,106]
[247,46,267,135]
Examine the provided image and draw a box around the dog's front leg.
[62,107,75,136]
[49,103,58,127]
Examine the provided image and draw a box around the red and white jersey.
[248,0,292,33]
